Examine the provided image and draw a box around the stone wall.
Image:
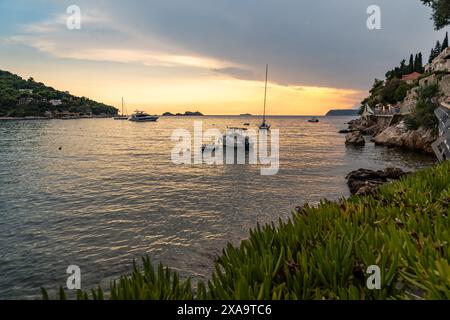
[419,74,438,87]
[439,75,450,97]
[398,87,418,114]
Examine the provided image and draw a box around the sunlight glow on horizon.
[25,69,364,116]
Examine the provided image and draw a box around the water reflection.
[0,117,436,299]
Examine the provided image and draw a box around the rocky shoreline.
[342,115,437,195]
[343,117,436,155]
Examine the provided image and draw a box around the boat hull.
[129,116,159,122]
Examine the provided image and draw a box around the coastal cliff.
[344,46,450,156]
[345,117,436,154]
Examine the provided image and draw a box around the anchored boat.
[129,110,159,122]
[114,98,129,120]
[259,64,271,131]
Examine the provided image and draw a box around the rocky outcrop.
[345,131,365,146]
[342,118,386,136]
[373,121,436,154]
[346,167,408,195]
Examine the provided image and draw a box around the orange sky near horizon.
[7,65,365,116]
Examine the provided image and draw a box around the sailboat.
[259,64,271,130]
[114,97,129,120]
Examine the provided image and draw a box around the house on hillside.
[19,89,33,95]
[49,99,63,106]
[401,72,421,84]
[18,97,33,105]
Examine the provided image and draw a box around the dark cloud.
[11,0,448,90]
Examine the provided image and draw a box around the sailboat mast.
[263,64,268,123]
[121,97,124,116]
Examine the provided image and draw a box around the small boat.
[129,110,159,122]
[259,64,271,131]
[114,98,129,120]
[308,117,319,123]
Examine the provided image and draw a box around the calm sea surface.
[0,116,436,299]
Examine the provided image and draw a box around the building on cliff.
[401,72,422,84]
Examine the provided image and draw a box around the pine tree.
[442,32,449,50]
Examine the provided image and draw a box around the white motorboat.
[129,110,159,122]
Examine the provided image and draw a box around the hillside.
[326,109,359,116]
[0,70,117,117]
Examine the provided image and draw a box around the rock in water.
[345,131,365,146]
[346,167,408,195]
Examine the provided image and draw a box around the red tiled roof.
[401,72,421,81]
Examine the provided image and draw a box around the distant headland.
[0,70,118,119]
[325,109,359,116]
[162,111,204,116]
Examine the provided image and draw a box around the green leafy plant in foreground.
[43,161,450,300]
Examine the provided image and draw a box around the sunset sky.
[0,0,446,115]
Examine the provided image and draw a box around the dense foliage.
[422,0,450,30]
[405,84,441,130]
[385,53,424,80]
[43,162,450,300]
[429,32,449,63]
[360,78,412,111]
[360,31,450,121]
[0,70,117,117]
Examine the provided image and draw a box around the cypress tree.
[414,54,418,72]
[417,53,423,73]
[435,40,442,55]
[429,48,435,63]
[443,32,449,50]
[408,54,415,73]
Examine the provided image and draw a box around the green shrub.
[406,83,440,130]
[43,162,450,300]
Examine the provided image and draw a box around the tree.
[429,40,442,63]
[400,59,407,75]
[421,0,450,30]
[416,53,424,72]
[443,31,449,49]
[408,54,415,73]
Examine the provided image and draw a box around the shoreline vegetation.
[43,161,450,300]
